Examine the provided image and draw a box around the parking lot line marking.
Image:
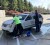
[31,33,37,39]
[16,37,20,45]
[41,26,50,35]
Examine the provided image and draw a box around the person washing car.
[34,10,40,32]
[12,15,23,37]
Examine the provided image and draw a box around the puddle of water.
[41,26,50,35]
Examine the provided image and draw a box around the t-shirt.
[13,16,21,24]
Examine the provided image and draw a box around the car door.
[22,15,32,29]
[38,14,43,22]
[31,15,35,27]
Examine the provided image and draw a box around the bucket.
[27,31,31,37]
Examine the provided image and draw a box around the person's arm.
[12,17,15,24]
[12,20,15,24]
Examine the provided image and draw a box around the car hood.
[3,19,24,25]
[3,19,13,25]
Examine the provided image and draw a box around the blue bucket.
[27,31,31,37]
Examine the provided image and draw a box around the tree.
[8,0,13,10]
[12,0,18,10]
[24,0,29,11]
[28,2,33,11]
[8,0,18,10]
[17,0,23,12]
[1,0,9,10]
[20,0,24,12]
[0,0,2,6]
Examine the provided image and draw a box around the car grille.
[3,24,7,27]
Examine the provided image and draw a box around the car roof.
[18,13,29,16]
[16,13,35,16]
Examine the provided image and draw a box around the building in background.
[0,10,5,30]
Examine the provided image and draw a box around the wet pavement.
[0,24,50,45]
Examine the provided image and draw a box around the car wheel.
[2,30,8,36]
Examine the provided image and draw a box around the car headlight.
[2,24,7,27]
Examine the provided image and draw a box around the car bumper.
[2,26,13,32]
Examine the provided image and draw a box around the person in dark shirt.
[34,10,40,32]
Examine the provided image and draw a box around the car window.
[17,15,27,20]
[25,15,32,21]
[33,14,42,19]
[39,14,42,18]
[33,16,35,19]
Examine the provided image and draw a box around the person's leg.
[36,24,40,32]
[13,25,18,36]
[18,24,23,35]
[37,25,40,32]
[12,25,16,36]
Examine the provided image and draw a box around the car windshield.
[17,15,27,20]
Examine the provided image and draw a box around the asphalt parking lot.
[0,24,50,45]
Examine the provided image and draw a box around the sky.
[27,0,50,9]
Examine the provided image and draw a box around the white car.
[2,13,43,35]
